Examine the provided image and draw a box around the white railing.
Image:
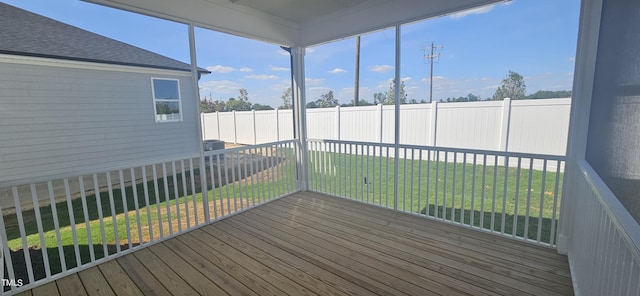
[204,98,571,156]
[307,139,565,247]
[0,140,298,295]
[568,161,640,296]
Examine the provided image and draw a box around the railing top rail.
[580,160,640,260]
[306,138,566,161]
[203,139,297,156]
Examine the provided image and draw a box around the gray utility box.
[203,139,225,151]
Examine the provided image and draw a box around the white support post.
[430,101,438,146]
[393,25,401,211]
[252,109,257,145]
[557,0,603,255]
[292,47,309,191]
[188,23,210,223]
[499,97,512,152]
[336,105,341,140]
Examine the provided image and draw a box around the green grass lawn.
[307,149,563,244]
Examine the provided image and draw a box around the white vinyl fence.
[203,98,571,156]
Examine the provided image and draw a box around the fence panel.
[202,98,571,155]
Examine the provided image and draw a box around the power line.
[422,42,443,103]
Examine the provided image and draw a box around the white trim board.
[0,53,192,77]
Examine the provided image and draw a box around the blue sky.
[3,0,580,107]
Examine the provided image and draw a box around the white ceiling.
[84,0,506,47]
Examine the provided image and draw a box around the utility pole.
[423,42,443,103]
[354,36,361,106]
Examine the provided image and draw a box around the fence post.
[216,111,221,140]
[276,108,280,142]
[499,97,512,151]
[336,105,341,140]
[201,113,206,140]
[430,100,438,146]
[378,103,383,143]
[233,110,237,144]
[252,109,257,145]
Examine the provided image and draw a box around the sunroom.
[1,0,638,295]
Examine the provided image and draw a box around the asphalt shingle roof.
[0,3,208,73]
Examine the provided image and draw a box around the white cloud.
[239,67,253,72]
[329,68,347,74]
[401,77,412,82]
[370,65,394,73]
[568,57,576,62]
[206,65,235,73]
[269,65,290,71]
[305,78,325,85]
[199,80,242,95]
[245,74,278,80]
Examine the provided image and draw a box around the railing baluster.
[550,159,561,245]
[512,158,522,237]
[93,174,108,258]
[524,158,534,240]
[480,154,487,229]
[106,173,120,254]
[223,151,232,214]
[180,160,190,229]
[452,152,457,222]
[354,143,359,201]
[78,177,95,263]
[537,159,548,243]
[470,154,477,227]
[189,158,199,225]
[118,170,132,249]
[501,156,509,234]
[161,163,173,236]
[63,178,81,269]
[490,154,498,232]
[460,152,466,225]
[249,149,256,207]
[216,154,225,217]
[349,144,353,198]
[246,148,253,206]
[14,186,35,283]
[231,151,238,212]
[30,184,50,278]
[426,148,432,217]
[48,180,67,272]
[151,165,163,238]
[140,166,153,242]
[410,148,415,214]
[367,145,371,204]
[171,161,181,232]
[386,146,390,208]
[378,144,383,207]
[443,151,449,220]
[434,151,440,219]
[402,147,407,211]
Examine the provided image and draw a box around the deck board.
[22,191,573,296]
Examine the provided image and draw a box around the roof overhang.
[83,0,507,47]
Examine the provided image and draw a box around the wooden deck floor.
[19,191,573,296]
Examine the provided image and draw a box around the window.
[152,78,182,122]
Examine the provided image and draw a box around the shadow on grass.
[420,205,556,244]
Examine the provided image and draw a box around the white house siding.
[0,57,200,184]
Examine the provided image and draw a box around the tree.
[252,104,274,110]
[372,79,407,105]
[316,90,338,108]
[492,70,526,100]
[225,88,252,111]
[280,87,292,109]
[526,90,572,99]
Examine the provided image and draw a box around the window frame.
[151,77,183,123]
